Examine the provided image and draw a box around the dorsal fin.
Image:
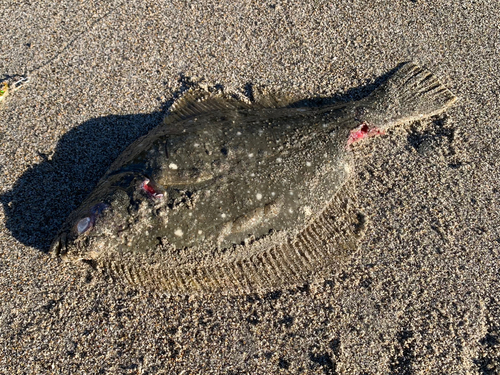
[163,87,253,126]
[163,82,314,127]
[250,85,306,108]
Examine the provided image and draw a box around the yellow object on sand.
[0,82,9,103]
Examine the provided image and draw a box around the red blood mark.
[347,122,385,146]
[141,179,163,198]
[143,182,155,195]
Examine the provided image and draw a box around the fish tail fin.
[361,62,458,129]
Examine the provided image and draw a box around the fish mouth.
[49,232,68,258]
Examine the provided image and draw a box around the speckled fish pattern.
[51,62,457,294]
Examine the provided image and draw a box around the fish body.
[51,63,457,294]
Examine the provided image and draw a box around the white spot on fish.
[256,193,262,200]
[194,143,200,147]
[271,192,275,196]
[221,213,226,218]
[169,163,178,170]
[288,208,294,213]
[276,157,282,163]
[174,229,183,237]
[198,230,202,235]
[248,153,254,158]
[306,161,312,167]
[236,131,242,136]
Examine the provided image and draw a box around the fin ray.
[100,180,364,295]
[361,62,457,129]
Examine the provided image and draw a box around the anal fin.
[118,179,365,295]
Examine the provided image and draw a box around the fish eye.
[77,217,91,234]
[91,202,109,215]
[76,203,110,235]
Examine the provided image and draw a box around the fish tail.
[360,62,458,129]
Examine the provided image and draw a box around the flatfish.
[50,63,457,294]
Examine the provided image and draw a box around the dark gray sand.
[1,0,499,373]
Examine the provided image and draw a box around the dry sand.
[1,0,499,374]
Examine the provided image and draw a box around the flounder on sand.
[50,63,457,294]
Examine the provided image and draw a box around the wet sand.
[1,0,499,373]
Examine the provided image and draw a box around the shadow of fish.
[50,62,457,294]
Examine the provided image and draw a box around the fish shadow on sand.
[1,66,402,252]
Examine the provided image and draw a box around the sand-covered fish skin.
[50,62,457,294]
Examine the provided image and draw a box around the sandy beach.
[1,0,499,373]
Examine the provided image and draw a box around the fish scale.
[51,62,457,295]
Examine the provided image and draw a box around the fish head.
[50,172,163,262]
